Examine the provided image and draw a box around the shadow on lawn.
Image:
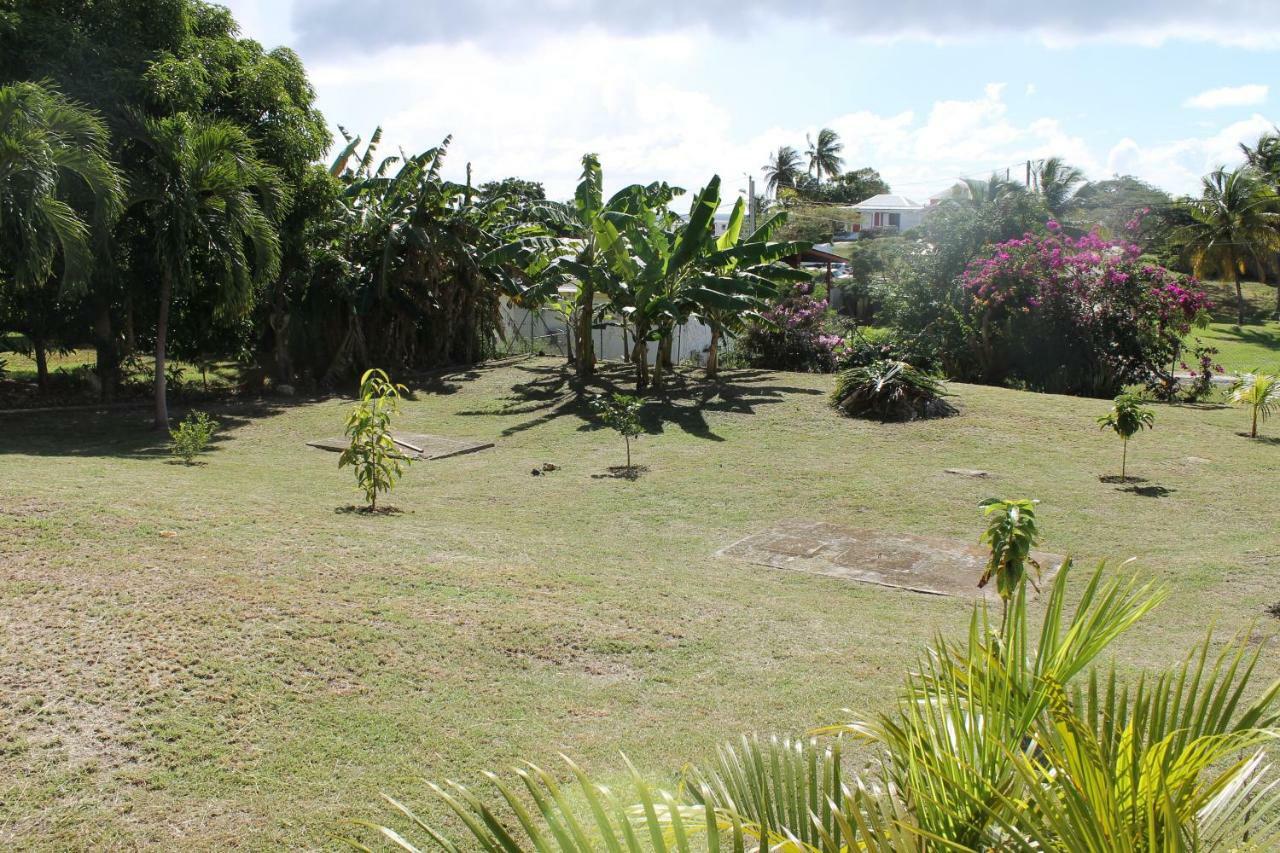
[457,360,823,441]
[0,399,296,458]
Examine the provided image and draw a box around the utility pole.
[1025,159,1031,189]
[748,174,757,234]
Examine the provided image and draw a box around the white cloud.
[1105,114,1276,190]
[1183,84,1269,109]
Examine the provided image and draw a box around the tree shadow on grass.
[456,360,823,441]
[0,398,296,458]
[1119,484,1175,498]
[1238,433,1280,445]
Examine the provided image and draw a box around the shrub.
[590,392,643,472]
[831,359,957,421]
[959,225,1212,396]
[168,411,218,465]
[338,368,410,511]
[738,283,846,372]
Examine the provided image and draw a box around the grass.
[1184,280,1280,375]
[1,357,1278,849]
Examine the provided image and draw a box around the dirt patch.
[307,432,493,461]
[717,521,1065,599]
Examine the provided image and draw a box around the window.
[873,211,883,227]
[889,213,901,227]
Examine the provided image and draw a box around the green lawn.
[1184,280,1280,374]
[1,358,1278,849]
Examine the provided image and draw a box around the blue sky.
[222,1,1279,202]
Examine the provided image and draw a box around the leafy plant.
[976,497,1041,622]
[1229,370,1280,438]
[1096,392,1155,480]
[590,393,643,472]
[831,358,956,421]
[168,411,218,465]
[338,369,410,511]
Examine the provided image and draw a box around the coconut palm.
[128,114,283,428]
[1033,156,1085,216]
[1229,370,1280,437]
[957,173,1024,207]
[805,128,844,183]
[0,81,123,390]
[1179,166,1280,325]
[762,145,803,196]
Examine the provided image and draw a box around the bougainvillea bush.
[959,223,1211,396]
[737,282,847,372]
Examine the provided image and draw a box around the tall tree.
[762,146,803,196]
[127,115,282,428]
[805,128,844,183]
[1033,157,1085,217]
[0,82,123,390]
[1179,167,1280,325]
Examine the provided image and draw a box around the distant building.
[843,194,927,236]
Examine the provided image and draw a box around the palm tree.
[128,114,282,428]
[1239,128,1280,317]
[1229,370,1279,437]
[958,173,1024,207]
[762,145,803,196]
[1179,166,1280,325]
[1033,156,1085,216]
[0,82,123,390]
[805,128,844,183]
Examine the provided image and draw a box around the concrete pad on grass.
[717,520,1064,599]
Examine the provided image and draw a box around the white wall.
[500,300,717,365]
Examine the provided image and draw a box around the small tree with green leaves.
[590,393,643,473]
[1097,392,1154,481]
[339,369,410,511]
[1229,371,1279,438]
[168,411,218,465]
[977,497,1041,632]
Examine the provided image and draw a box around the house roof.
[849,193,924,211]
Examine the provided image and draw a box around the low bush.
[169,411,218,464]
[831,359,957,421]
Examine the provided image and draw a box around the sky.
[221,0,1280,204]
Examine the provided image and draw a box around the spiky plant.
[831,359,957,422]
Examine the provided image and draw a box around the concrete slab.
[307,432,493,461]
[717,520,1064,599]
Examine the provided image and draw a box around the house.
[843,193,927,236]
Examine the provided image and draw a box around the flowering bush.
[738,282,847,372]
[959,225,1212,396]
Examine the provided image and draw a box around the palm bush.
[831,359,956,421]
[355,506,1280,851]
[1229,370,1279,438]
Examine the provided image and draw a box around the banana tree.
[611,176,808,390]
[486,155,676,378]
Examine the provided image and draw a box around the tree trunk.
[632,335,649,392]
[651,335,669,390]
[1235,272,1246,326]
[123,291,137,355]
[154,270,172,430]
[1121,438,1128,481]
[1252,406,1259,438]
[271,304,292,385]
[93,302,117,402]
[706,327,721,378]
[576,290,595,378]
[33,334,49,394]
